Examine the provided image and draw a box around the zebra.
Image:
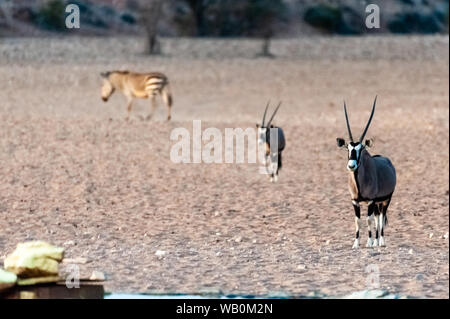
[336,97,396,248]
[256,102,286,182]
[100,70,173,121]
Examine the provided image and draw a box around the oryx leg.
[270,152,279,182]
[146,94,158,121]
[373,205,380,247]
[269,159,275,183]
[379,197,391,247]
[366,201,376,247]
[352,200,361,249]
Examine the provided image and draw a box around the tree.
[175,0,287,57]
[244,0,286,57]
[141,0,164,55]
[183,0,214,36]
[0,0,13,28]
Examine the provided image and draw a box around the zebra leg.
[352,201,361,249]
[379,197,391,247]
[126,97,134,121]
[146,95,158,120]
[161,87,172,121]
[366,202,376,247]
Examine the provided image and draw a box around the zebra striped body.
[101,70,173,121]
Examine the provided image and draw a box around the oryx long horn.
[359,95,377,143]
[344,101,354,142]
[266,102,281,127]
[262,100,270,127]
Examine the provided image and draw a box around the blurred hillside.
[0,0,448,37]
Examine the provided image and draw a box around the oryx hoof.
[352,239,360,249]
[273,175,278,182]
[379,236,386,247]
[270,177,274,183]
[373,239,379,247]
[366,238,373,248]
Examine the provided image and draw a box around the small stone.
[429,233,433,239]
[62,257,88,264]
[297,264,306,270]
[63,240,75,246]
[415,274,425,281]
[214,211,220,217]
[325,240,330,245]
[235,236,242,243]
[252,239,257,244]
[155,250,166,257]
[89,270,105,281]
[408,249,413,255]
[443,232,448,239]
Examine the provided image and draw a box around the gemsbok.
[336,97,396,248]
[100,70,173,121]
[256,102,286,182]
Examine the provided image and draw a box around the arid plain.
[0,36,448,297]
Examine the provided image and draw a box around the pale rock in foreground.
[0,268,17,291]
[4,241,65,277]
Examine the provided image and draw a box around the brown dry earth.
[0,36,448,298]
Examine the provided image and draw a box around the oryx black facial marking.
[257,101,286,182]
[337,96,396,249]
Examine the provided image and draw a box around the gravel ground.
[0,36,448,298]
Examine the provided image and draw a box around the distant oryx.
[256,102,286,182]
[100,70,173,121]
[336,97,396,248]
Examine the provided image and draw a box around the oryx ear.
[365,139,374,148]
[336,138,346,148]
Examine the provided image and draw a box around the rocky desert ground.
[0,36,448,297]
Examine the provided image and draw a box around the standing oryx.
[336,97,396,248]
[100,70,173,121]
[256,102,286,182]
